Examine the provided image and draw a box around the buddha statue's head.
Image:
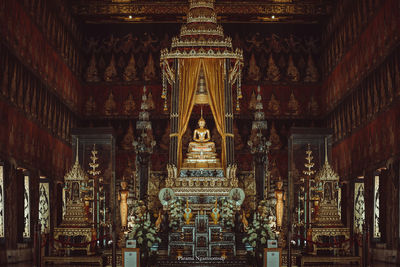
[121,179,128,190]
[276,179,283,189]
[198,116,206,128]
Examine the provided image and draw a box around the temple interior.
[0,0,400,266]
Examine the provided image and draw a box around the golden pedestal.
[54,155,94,256]
[310,158,351,256]
[53,202,93,256]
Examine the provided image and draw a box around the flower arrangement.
[242,213,275,249]
[243,199,277,249]
[257,199,277,230]
[127,212,161,250]
[220,198,235,229]
[127,200,147,228]
[168,198,184,230]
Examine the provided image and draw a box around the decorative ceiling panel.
[69,0,332,24]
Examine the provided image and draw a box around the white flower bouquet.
[242,213,276,249]
[168,198,184,230]
[220,198,235,229]
[127,212,161,250]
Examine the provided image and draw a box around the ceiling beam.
[71,1,332,23]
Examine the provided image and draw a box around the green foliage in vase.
[127,212,161,250]
[242,213,276,249]
[220,198,235,229]
[168,198,184,230]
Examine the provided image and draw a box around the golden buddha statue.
[241,209,249,232]
[183,115,221,169]
[275,179,285,229]
[119,179,129,230]
[155,210,163,232]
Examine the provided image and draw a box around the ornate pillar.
[169,59,179,167]
[248,86,269,200]
[254,151,268,200]
[136,153,151,200]
[224,58,234,166]
[134,86,156,201]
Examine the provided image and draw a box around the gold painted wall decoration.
[104,91,117,116]
[268,91,281,115]
[123,54,138,82]
[104,54,118,82]
[266,54,281,82]
[123,92,136,115]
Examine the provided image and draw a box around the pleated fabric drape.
[177,58,226,171]
[202,58,226,170]
[177,58,202,170]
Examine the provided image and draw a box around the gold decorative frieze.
[180,25,224,37]
[171,37,233,48]
[187,14,217,24]
[190,0,214,9]
[72,2,331,17]
[161,48,243,60]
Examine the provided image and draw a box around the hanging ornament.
[161,63,167,99]
[163,97,168,112]
[236,97,241,112]
[237,68,242,99]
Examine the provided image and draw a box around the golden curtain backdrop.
[202,58,226,170]
[177,58,202,170]
[177,58,226,171]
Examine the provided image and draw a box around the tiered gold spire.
[160,0,243,108]
[61,141,90,227]
[314,138,342,226]
[161,0,242,59]
[65,142,88,182]
[303,145,316,177]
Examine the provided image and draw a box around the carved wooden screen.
[373,175,381,239]
[38,178,50,232]
[353,181,365,234]
[23,174,31,238]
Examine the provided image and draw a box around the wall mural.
[331,93,400,178]
[0,0,83,109]
[327,46,400,144]
[19,0,84,76]
[322,0,384,75]
[83,83,321,118]
[83,31,320,84]
[0,42,77,144]
[322,0,400,111]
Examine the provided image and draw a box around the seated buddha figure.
[183,116,221,168]
[188,116,215,152]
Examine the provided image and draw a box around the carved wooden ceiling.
[69,0,333,24]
